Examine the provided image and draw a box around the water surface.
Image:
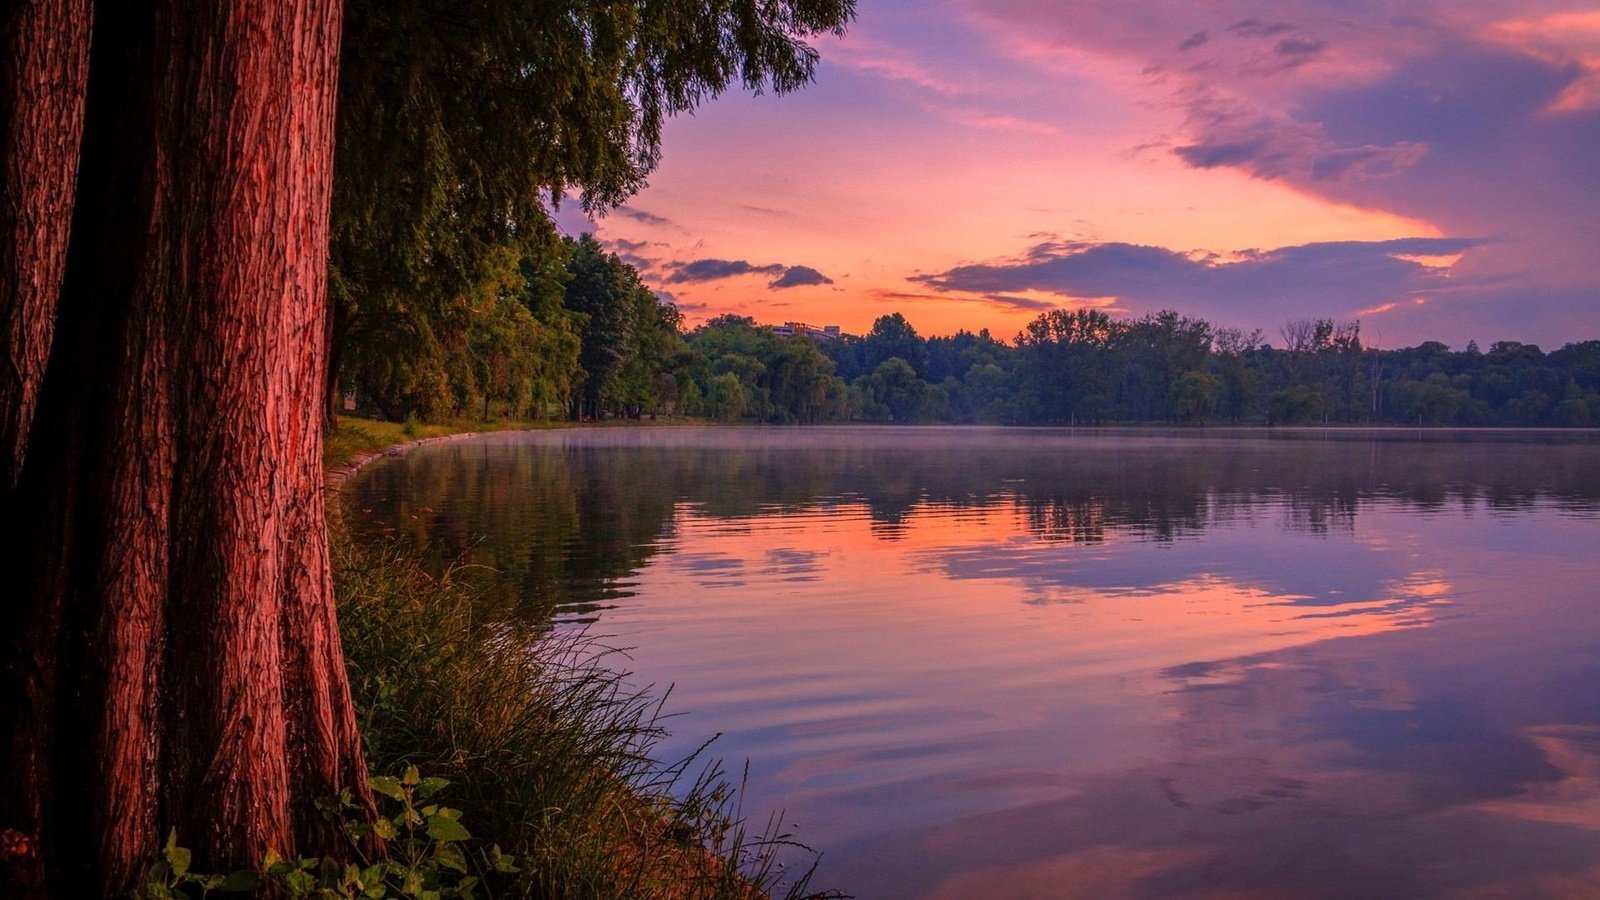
[346,426,1600,898]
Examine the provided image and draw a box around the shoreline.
[321,416,822,898]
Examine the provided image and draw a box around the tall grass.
[332,535,840,899]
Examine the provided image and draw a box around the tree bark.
[0,0,92,488]
[1,0,374,895]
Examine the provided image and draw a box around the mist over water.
[348,426,1600,898]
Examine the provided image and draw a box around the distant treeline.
[342,236,1600,427]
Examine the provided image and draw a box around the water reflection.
[345,427,1600,898]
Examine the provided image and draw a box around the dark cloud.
[613,205,672,226]
[603,238,668,275]
[1177,31,1208,51]
[987,294,1058,310]
[1173,138,1272,170]
[665,259,786,283]
[770,265,835,289]
[663,258,834,290]
[911,237,1488,327]
[869,289,953,303]
[1228,18,1295,38]
[1274,37,1325,63]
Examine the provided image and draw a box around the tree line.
[347,243,1600,428]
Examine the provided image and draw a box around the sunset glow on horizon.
[554,0,1599,349]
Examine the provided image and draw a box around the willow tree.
[0,0,852,894]
[332,0,854,421]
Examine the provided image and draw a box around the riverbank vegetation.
[328,530,832,899]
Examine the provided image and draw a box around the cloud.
[911,237,1490,328]
[665,259,786,283]
[664,258,835,291]
[1228,18,1296,39]
[770,265,835,289]
[613,205,672,227]
[1274,37,1327,65]
[956,0,1600,343]
[987,294,1059,310]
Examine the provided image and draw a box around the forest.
[344,237,1600,429]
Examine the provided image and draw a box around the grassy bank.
[323,414,563,470]
[327,418,834,899]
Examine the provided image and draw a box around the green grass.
[323,414,553,471]
[322,413,709,472]
[328,422,838,899]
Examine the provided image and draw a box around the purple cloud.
[614,205,672,226]
[1228,18,1296,39]
[666,259,786,283]
[959,0,1600,343]
[665,258,835,290]
[770,265,835,289]
[911,237,1490,330]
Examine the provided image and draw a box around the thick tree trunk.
[0,0,92,488]
[1,0,374,895]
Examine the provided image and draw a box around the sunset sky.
[553,0,1600,350]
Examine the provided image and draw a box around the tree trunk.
[1,1,374,895]
[0,0,92,489]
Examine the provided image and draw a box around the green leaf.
[263,847,295,876]
[369,775,405,800]
[434,840,468,873]
[426,813,471,842]
[489,846,520,874]
[402,765,421,786]
[219,870,261,892]
[372,816,399,840]
[417,777,450,799]
[283,870,315,895]
[161,828,191,878]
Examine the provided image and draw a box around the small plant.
[138,767,517,899]
[400,413,421,438]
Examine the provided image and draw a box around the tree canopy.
[330,0,855,420]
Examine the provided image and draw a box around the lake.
[344,426,1600,898]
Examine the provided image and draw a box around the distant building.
[767,321,844,340]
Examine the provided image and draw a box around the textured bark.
[0,0,92,487]
[1,0,373,895]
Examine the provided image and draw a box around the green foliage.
[686,317,848,423]
[1268,385,1325,425]
[330,0,855,425]
[332,536,837,899]
[139,769,517,899]
[862,313,929,377]
[1171,371,1220,425]
[562,235,691,420]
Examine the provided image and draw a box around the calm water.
[345,426,1600,899]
